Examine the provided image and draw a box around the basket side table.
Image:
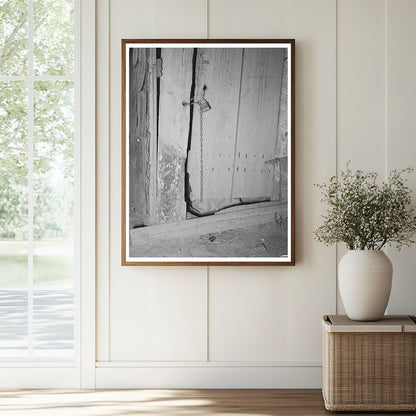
[322,315,416,411]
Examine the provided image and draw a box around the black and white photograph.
[122,40,295,265]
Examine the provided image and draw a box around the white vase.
[338,250,392,321]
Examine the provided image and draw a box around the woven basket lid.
[322,315,416,333]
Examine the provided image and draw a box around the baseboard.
[95,365,322,389]
[0,367,80,388]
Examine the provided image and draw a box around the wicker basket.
[322,315,416,411]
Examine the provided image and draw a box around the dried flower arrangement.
[314,164,416,250]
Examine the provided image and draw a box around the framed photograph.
[122,39,295,265]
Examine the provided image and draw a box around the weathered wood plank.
[130,201,287,242]
[129,48,148,228]
[272,54,288,201]
[146,48,158,224]
[157,48,193,223]
[187,48,243,203]
[231,48,286,199]
[269,156,288,202]
[275,53,288,159]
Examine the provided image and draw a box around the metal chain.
[183,85,209,202]
[199,106,204,201]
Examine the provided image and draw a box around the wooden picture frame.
[122,39,295,265]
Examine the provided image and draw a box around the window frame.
[0,0,96,388]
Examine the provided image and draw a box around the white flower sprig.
[314,164,416,250]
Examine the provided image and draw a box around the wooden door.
[187,47,287,214]
[187,48,243,206]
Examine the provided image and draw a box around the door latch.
[182,85,212,112]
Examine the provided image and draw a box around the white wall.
[95,0,416,388]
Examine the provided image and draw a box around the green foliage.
[0,174,73,240]
[0,81,28,179]
[34,176,74,239]
[0,1,74,241]
[0,81,28,238]
[34,81,74,178]
[0,176,27,238]
[0,0,28,75]
[314,164,416,250]
[33,0,74,75]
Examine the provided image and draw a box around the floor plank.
[0,389,413,415]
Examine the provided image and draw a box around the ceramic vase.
[338,250,392,321]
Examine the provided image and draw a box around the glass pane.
[33,80,74,359]
[33,81,74,258]
[33,287,74,360]
[0,81,28,359]
[0,0,28,76]
[0,81,28,265]
[0,289,28,359]
[33,0,74,76]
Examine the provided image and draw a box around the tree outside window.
[0,0,76,360]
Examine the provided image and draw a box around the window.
[0,0,77,361]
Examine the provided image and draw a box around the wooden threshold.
[130,201,287,242]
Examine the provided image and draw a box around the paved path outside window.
[0,288,74,360]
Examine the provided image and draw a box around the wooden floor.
[0,389,413,415]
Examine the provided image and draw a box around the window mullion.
[27,0,34,359]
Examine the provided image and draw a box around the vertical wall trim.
[206,266,210,361]
[151,276,156,361]
[96,0,111,362]
[384,0,390,264]
[335,0,339,314]
[107,0,111,361]
[106,0,111,360]
[385,0,389,180]
[80,0,96,388]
